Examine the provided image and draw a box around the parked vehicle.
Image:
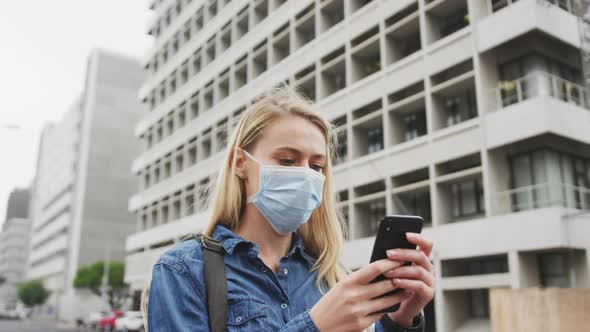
[84,311,106,329]
[99,310,124,331]
[115,311,145,332]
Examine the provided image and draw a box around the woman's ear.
[234,148,247,179]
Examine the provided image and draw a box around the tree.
[73,261,129,309]
[17,279,51,307]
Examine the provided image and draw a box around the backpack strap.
[182,233,227,332]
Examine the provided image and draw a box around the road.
[0,319,77,332]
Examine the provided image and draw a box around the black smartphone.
[369,214,424,314]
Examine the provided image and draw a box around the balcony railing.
[491,71,588,111]
[493,182,590,215]
[488,0,575,14]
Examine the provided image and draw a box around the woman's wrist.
[391,315,414,329]
[382,311,424,331]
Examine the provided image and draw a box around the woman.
[145,86,435,331]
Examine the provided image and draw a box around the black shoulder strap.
[183,233,227,332]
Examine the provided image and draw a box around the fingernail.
[387,249,398,256]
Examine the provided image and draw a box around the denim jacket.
[147,223,425,331]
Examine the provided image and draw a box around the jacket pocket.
[226,297,267,332]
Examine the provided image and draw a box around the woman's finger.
[382,265,434,287]
[386,249,432,272]
[349,259,404,285]
[364,290,411,315]
[390,278,434,301]
[363,278,398,300]
[405,233,433,257]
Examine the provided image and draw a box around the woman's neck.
[234,204,292,273]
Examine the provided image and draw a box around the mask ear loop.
[235,147,261,203]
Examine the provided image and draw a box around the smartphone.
[369,214,424,314]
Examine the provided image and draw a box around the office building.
[126,1,590,331]
[0,187,31,312]
[27,49,144,321]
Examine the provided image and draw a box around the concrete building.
[0,218,31,312]
[27,49,144,322]
[3,188,30,222]
[0,187,31,312]
[125,0,590,331]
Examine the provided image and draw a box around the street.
[0,319,76,332]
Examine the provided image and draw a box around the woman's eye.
[279,158,295,165]
[311,165,324,172]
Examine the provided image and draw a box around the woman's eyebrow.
[275,146,326,160]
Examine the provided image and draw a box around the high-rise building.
[0,217,31,311]
[126,1,590,331]
[3,188,30,222]
[27,49,144,322]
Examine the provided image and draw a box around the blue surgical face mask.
[240,148,325,235]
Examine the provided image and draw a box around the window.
[468,289,489,318]
[440,5,468,38]
[367,127,383,154]
[335,130,347,165]
[509,149,590,211]
[368,200,386,235]
[396,191,432,224]
[451,178,484,219]
[442,254,509,277]
[403,112,426,141]
[444,89,477,127]
[498,53,582,107]
[539,253,571,287]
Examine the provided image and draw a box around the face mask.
[240,148,325,235]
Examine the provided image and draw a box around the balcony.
[493,182,590,216]
[488,0,575,14]
[491,71,588,111]
[477,0,580,52]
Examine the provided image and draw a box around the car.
[84,311,106,329]
[99,310,124,331]
[115,311,145,332]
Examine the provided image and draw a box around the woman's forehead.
[259,114,326,155]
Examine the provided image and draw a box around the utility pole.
[101,241,111,307]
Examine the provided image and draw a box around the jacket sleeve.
[275,308,319,332]
[374,311,425,332]
[147,261,210,332]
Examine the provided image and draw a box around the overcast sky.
[0,1,152,228]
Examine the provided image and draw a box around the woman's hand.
[383,232,435,328]
[309,259,412,332]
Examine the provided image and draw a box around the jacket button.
[236,316,242,323]
[283,268,288,275]
[281,303,288,309]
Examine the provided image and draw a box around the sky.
[0,1,152,229]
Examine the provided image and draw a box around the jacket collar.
[211,223,316,267]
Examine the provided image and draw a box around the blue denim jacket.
[147,223,424,331]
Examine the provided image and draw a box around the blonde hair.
[141,85,349,330]
[204,84,348,292]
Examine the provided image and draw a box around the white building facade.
[27,50,144,322]
[126,1,590,331]
[0,218,31,311]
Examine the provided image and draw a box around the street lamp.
[0,124,21,130]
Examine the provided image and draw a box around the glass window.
[440,6,469,38]
[368,200,386,235]
[539,253,571,288]
[367,127,384,154]
[468,289,490,318]
[451,178,484,219]
[404,111,426,141]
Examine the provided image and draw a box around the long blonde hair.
[141,85,349,330]
[204,85,347,292]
